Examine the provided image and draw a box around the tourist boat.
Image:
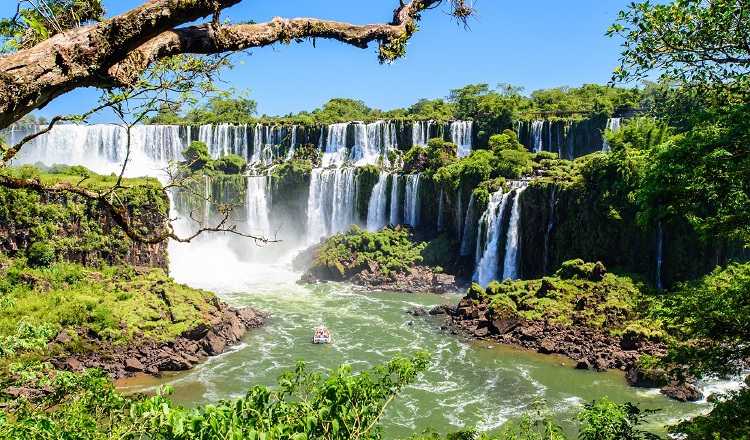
[313,326,331,344]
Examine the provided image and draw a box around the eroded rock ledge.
[50,303,266,380]
[432,299,702,402]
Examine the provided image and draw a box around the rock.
[660,382,703,402]
[297,272,318,285]
[475,327,490,337]
[181,323,210,341]
[124,357,145,372]
[54,330,71,344]
[157,355,192,371]
[594,358,608,372]
[202,332,226,356]
[625,366,659,388]
[746,375,750,387]
[538,338,557,354]
[491,317,520,335]
[575,360,591,370]
[408,307,428,316]
[64,358,83,372]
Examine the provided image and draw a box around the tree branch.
[0,0,446,130]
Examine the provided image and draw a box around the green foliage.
[608,0,750,97]
[657,262,750,379]
[185,93,258,124]
[0,260,218,349]
[670,388,750,440]
[479,261,657,336]
[0,0,104,53]
[0,353,429,440]
[181,141,211,172]
[213,154,247,175]
[27,242,53,267]
[407,98,455,120]
[527,85,642,118]
[577,398,659,440]
[312,225,427,279]
[637,101,750,242]
[313,98,373,123]
[497,400,566,440]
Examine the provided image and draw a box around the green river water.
[117,237,733,438]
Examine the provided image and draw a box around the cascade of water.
[602,117,623,152]
[403,173,421,227]
[517,121,522,140]
[412,120,433,147]
[542,187,556,277]
[531,120,544,153]
[306,168,357,242]
[502,184,528,281]
[437,188,445,231]
[548,121,553,153]
[245,175,271,237]
[451,121,473,157]
[656,222,664,289]
[351,121,398,167]
[203,175,211,223]
[563,120,572,160]
[11,123,184,176]
[366,172,390,231]
[322,123,349,167]
[456,188,463,240]
[389,174,401,226]
[252,124,284,165]
[460,193,476,256]
[198,123,249,159]
[286,125,298,160]
[474,189,509,287]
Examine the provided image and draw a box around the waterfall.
[366,172,390,231]
[437,188,445,231]
[456,188,463,240]
[542,187,556,277]
[286,124,298,160]
[306,168,357,242]
[389,174,401,226]
[252,124,284,165]
[563,120,572,160]
[460,193,476,257]
[203,175,211,223]
[403,173,421,227]
[198,123,250,159]
[322,123,349,167]
[412,121,433,147]
[531,120,544,153]
[451,121,473,157]
[602,117,623,152]
[10,123,184,176]
[474,189,509,287]
[656,222,664,289]
[502,184,527,281]
[352,121,398,167]
[245,175,271,237]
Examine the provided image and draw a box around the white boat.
[313,326,331,344]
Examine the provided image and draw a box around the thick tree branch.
[0,0,445,131]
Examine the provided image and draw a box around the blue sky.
[2,1,639,121]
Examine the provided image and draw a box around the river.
[116,234,732,438]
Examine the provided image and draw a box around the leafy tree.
[312,98,374,123]
[577,398,659,440]
[181,140,211,172]
[407,98,456,120]
[186,93,258,124]
[213,154,247,175]
[608,0,750,98]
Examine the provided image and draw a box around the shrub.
[213,154,246,175]
[27,242,54,267]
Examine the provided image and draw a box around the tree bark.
[0,0,442,131]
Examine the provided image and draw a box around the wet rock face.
[51,305,267,380]
[302,264,459,294]
[660,382,703,402]
[438,297,678,394]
